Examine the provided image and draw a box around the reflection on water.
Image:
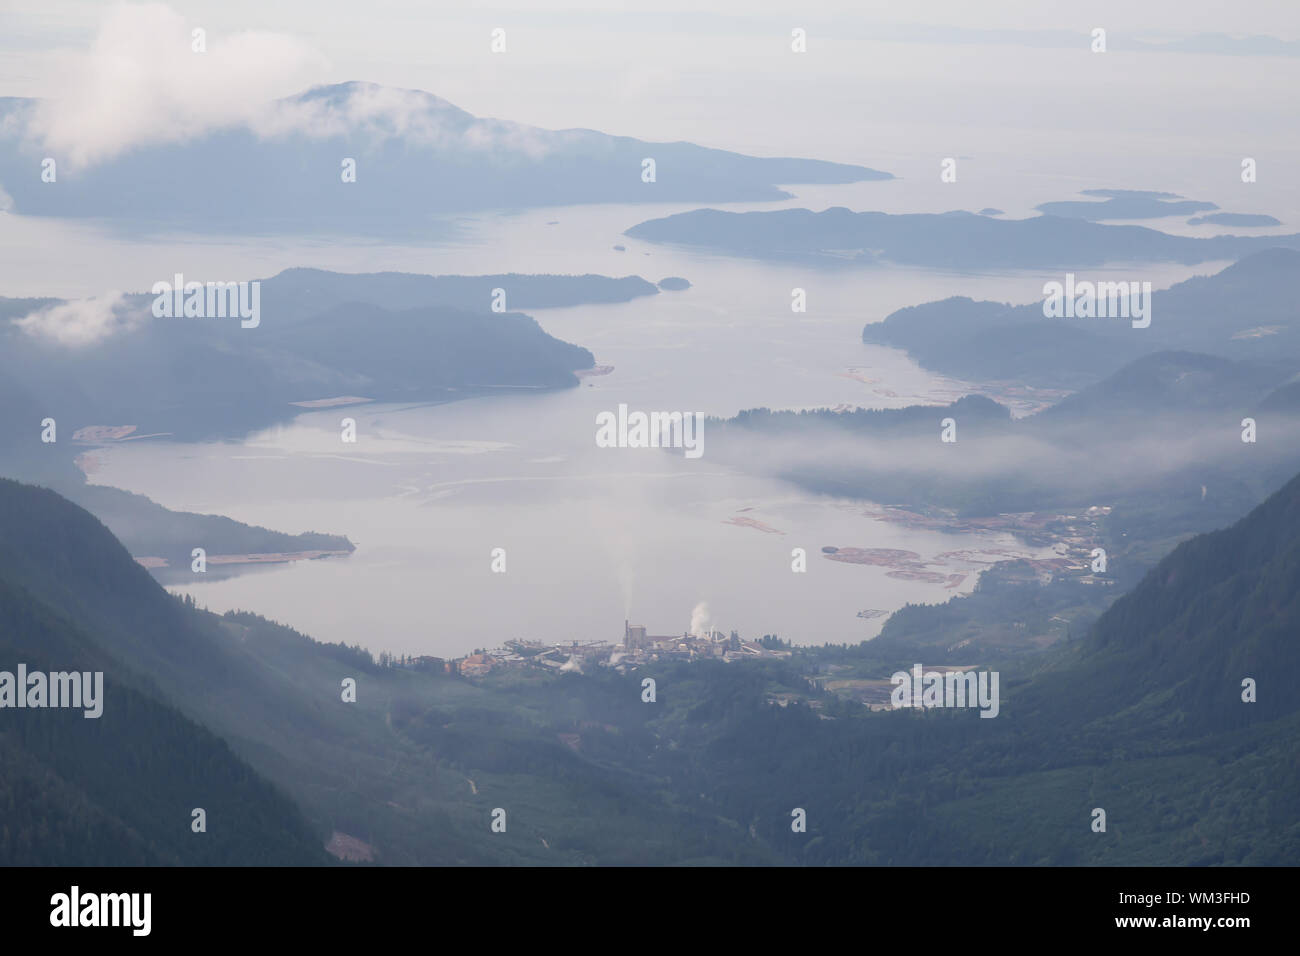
[75,201,1219,656]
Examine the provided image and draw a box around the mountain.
[0,478,777,866]
[0,374,78,485]
[866,347,1300,658]
[1028,350,1292,427]
[0,82,890,233]
[1024,467,1300,735]
[1258,378,1300,413]
[0,372,357,582]
[670,473,1300,864]
[0,268,617,448]
[0,266,666,586]
[0,479,327,865]
[861,249,1300,387]
[249,269,661,323]
[1034,194,1218,220]
[702,346,1300,540]
[254,301,588,392]
[625,207,1300,270]
[0,476,437,864]
[714,394,1011,439]
[3,470,1300,866]
[866,301,1122,389]
[56,483,355,581]
[1189,213,1282,227]
[705,396,1024,513]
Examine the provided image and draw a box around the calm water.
[2,24,1294,656]
[65,198,1223,656]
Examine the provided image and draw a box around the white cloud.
[23,4,566,169]
[13,292,138,346]
[29,2,327,168]
[252,81,567,159]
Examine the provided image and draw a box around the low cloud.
[24,3,565,170]
[253,81,566,159]
[709,409,1300,510]
[29,2,327,168]
[13,292,137,346]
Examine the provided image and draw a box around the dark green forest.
[2,471,1298,865]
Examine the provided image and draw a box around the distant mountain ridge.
[625,207,1300,269]
[861,249,1300,388]
[255,268,661,321]
[0,267,644,448]
[0,81,891,232]
[706,343,1300,524]
[0,267,643,581]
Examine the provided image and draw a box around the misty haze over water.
[74,199,1225,655]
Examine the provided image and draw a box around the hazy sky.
[2,1,1296,293]
[2,1,1297,167]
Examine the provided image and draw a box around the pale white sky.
[2,1,1297,154]
[0,1,1296,220]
